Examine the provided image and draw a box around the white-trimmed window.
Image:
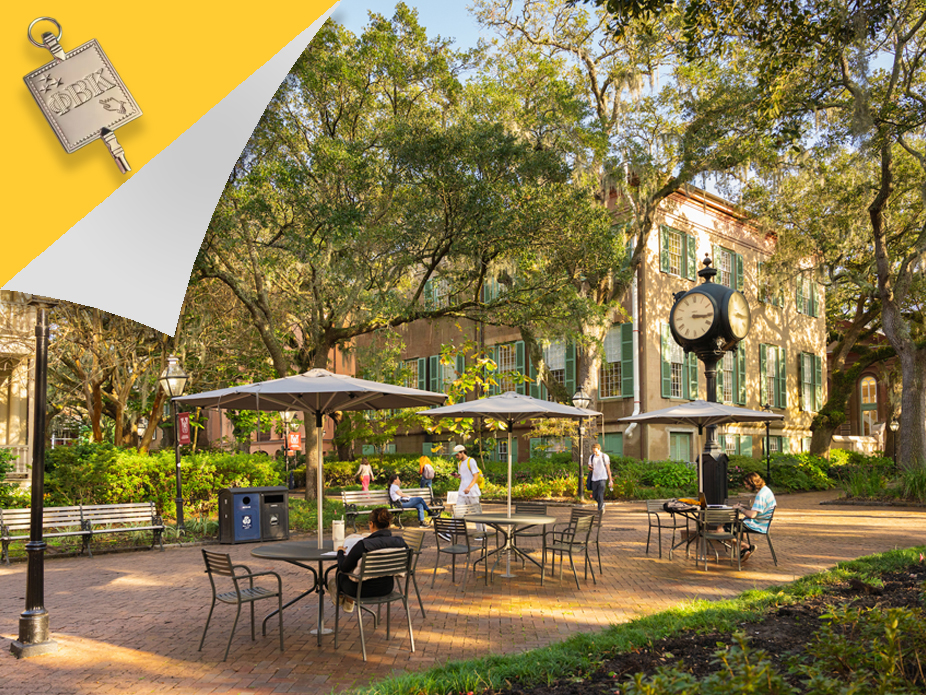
[659,226,697,281]
[860,376,877,436]
[712,244,744,290]
[496,343,519,392]
[403,358,419,390]
[669,431,692,462]
[667,339,685,399]
[800,352,823,413]
[599,328,622,399]
[543,341,566,399]
[721,352,734,403]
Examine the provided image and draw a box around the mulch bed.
[490,564,926,695]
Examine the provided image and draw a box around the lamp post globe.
[572,389,592,499]
[890,419,900,468]
[159,356,189,529]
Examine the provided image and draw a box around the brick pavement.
[1,491,924,695]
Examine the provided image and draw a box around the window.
[424,278,450,309]
[796,276,820,317]
[483,276,501,302]
[529,437,568,458]
[718,434,753,456]
[428,354,464,393]
[800,352,823,413]
[487,341,526,395]
[716,348,746,405]
[764,435,789,454]
[860,376,878,436]
[660,226,697,281]
[661,323,698,400]
[362,443,395,455]
[669,432,692,462]
[528,341,576,400]
[760,344,787,408]
[758,262,782,306]
[599,324,634,399]
[543,341,566,398]
[403,358,420,390]
[712,244,744,290]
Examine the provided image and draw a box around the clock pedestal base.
[699,440,729,506]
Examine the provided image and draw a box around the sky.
[330,0,485,49]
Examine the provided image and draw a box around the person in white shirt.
[453,444,481,506]
[587,442,613,512]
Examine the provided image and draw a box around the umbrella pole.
[316,412,324,550]
[501,422,515,578]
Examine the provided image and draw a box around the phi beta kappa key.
[24,17,141,174]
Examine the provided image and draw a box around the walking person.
[355,457,374,492]
[587,442,613,513]
[419,455,436,489]
[453,444,482,506]
[387,473,435,527]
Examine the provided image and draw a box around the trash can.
[218,486,289,544]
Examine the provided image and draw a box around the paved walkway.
[2,491,924,695]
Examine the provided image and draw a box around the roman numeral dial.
[671,292,715,341]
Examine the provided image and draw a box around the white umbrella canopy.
[174,368,448,547]
[422,391,602,516]
[617,400,783,433]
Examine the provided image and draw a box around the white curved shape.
[4,5,339,336]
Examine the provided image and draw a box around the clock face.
[727,292,751,339]
[671,292,715,340]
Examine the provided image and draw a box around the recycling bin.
[218,486,289,544]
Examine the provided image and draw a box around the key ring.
[28,17,62,48]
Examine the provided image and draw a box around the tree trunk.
[303,349,330,502]
[897,348,926,469]
[138,388,165,454]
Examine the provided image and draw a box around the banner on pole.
[287,431,301,453]
[178,412,191,445]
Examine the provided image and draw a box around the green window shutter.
[810,282,819,317]
[422,443,434,456]
[686,352,698,400]
[515,341,526,395]
[712,244,722,283]
[757,261,765,302]
[621,323,634,397]
[529,360,541,400]
[510,436,518,463]
[798,352,805,411]
[604,432,623,457]
[429,355,439,393]
[814,354,823,412]
[661,324,672,398]
[736,348,746,405]
[736,253,744,292]
[456,354,465,382]
[759,344,768,406]
[740,435,753,457]
[564,341,576,398]
[417,357,426,391]
[486,346,498,395]
[529,438,541,457]
[796,277,805,314]
[718,434,726,450]
[686,234,697,281]
[780,437,789,453]
[716,356,724,401]
[660,226,670,273]
[424,280,434,310]
[776,347,787,408]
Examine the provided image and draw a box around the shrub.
[641,461,697,489]
[767,453,833,491]
[899,466,926,503]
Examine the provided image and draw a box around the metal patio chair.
[431,517,488,591]
[741,506,779,566]
[546,513,596,589]
[333,547,414,662]
[395,527,427,617]
[511,502,549,566]
[698,508,744,571]
[645,499,690,559]
[198,550,284,661]
[571,507,604,573]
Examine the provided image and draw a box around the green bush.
[899,466,926,503]
[44,443,282,519]
[767,453,833,491]
[641,461,697,489]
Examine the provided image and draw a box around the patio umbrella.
[421,391,601,517]
[174,368,448,548]
[618,400,783,492]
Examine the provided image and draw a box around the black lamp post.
[159,356,189,530]
[572,388,591,500]
[763,403,772,484]
[890,419,900,469]
[11,296,59,658]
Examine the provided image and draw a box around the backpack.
[422,463,435,480]
[467,458,486,488]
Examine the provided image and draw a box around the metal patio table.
[464,513,556,583]
[251,540,339,646]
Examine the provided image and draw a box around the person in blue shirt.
[733,472,776,562]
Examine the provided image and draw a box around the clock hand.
[734,312,747,319]
[690,313,712,318]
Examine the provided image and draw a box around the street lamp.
[890,419,900,468]
[11,295,59,658]
[763,402,772,485]
[159,356,189,530]
[572,388,592,500]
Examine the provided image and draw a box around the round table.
[464,513,556,581]
[251,540,338,645]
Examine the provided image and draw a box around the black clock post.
[668,257,751,505]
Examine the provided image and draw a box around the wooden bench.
[1,502,164,564]
[342,488,444,532]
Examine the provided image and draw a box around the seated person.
[732,472,776,562]
[387,473,435,528]
[332,507,408,612]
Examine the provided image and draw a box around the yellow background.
[0,1,336,286]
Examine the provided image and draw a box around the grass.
[351,545,926,695]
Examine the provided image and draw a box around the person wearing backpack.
[418,455,436,489]
[453,444,482,506]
